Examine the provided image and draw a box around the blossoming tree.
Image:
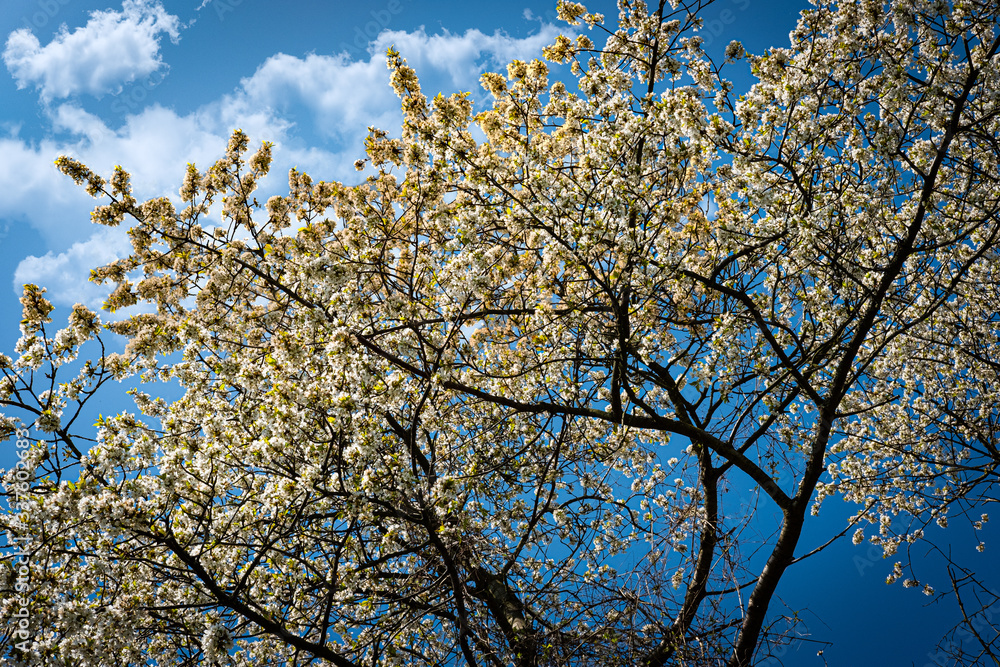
[3,0,999,664]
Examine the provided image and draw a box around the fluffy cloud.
[13,227,132,309]
[238,53,399,145]
[1,21,565,307]
[370,25,566,92]
[235,23,564,149]
[0,134,99,248]
[3,0,180,102]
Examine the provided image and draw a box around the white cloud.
[3,0,181,102]
[0,135,99,248]
[1,23,566,307]
[235,23,564,148]
[51,103,112,143]
[370,25,565,93]
[13,227,132,309]
[74,103,284,195]
[238,52,399,145]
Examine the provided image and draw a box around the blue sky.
[0,1,996,664]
